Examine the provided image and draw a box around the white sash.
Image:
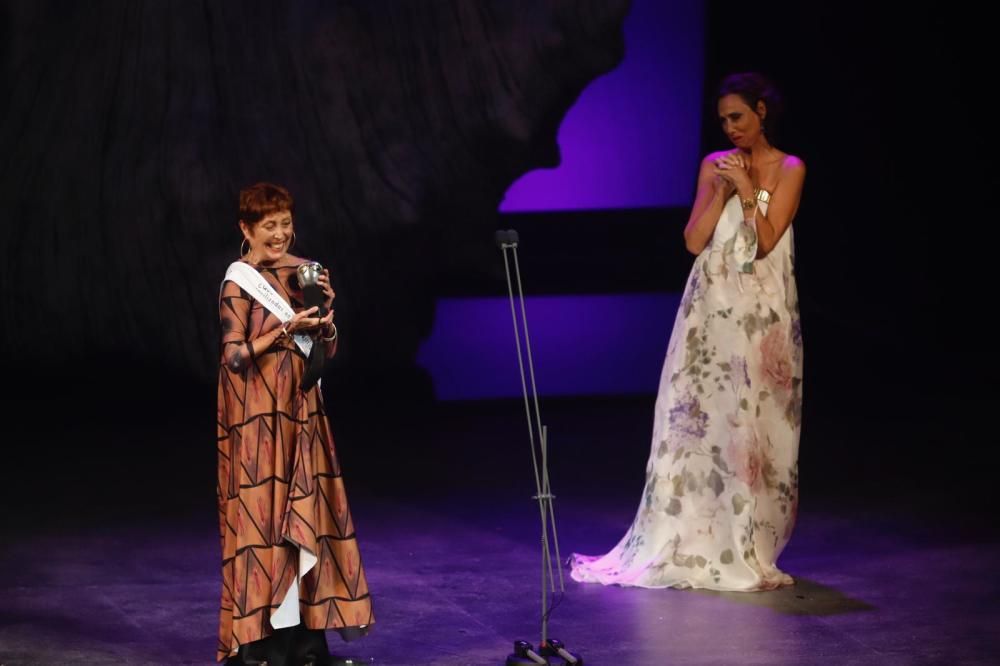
[222,262,313,357]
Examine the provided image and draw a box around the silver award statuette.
[297,261,328,317]
[297,260,328,391]
[297,261,323,288]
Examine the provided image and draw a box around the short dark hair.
[718,72,784,138]
[239,182,294,227]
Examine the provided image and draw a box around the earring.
[290,232,297,250]
[240,238,250,258]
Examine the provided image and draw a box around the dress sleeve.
[220,279,253,373]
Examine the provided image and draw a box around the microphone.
[495,229,519,247]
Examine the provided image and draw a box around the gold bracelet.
[321,323,338,342]
[740,196,756,210]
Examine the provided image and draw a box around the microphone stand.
[497,229,583,666]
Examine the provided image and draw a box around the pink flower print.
[760,326,793,395]
[734,429,764,492]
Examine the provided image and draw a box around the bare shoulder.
[780,153,806,174]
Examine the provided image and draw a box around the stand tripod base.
[506,639,583,666]
[536,654,583,665]
[541,638,583,665]
[506,640,549,665]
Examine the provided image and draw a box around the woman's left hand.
[318,269,336,311]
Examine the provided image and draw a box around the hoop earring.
[240,238,250,258]
[290,232,297,250]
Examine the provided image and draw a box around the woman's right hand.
[285,306,323,334]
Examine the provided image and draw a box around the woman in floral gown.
[571,73,807,591]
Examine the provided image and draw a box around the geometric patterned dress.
[571,189,803,591]
[216,258,373,661]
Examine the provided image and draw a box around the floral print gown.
[571,190,803,591]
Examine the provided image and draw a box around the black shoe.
[226,641,268,665]
[334,625,371,643]
[291,624,332,666]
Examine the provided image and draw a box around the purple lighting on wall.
[500,0,704,212]
[422,1,703,400]
[416,293,683,400]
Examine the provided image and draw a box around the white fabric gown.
[571,190,803,591]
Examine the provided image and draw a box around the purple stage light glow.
[416,293,682,400]
[500,0,704,212]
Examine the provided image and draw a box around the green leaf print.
[707,469,724,497]
[672,475,685,497]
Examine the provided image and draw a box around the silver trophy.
[297,261,328,316]
[297,261,328,391]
